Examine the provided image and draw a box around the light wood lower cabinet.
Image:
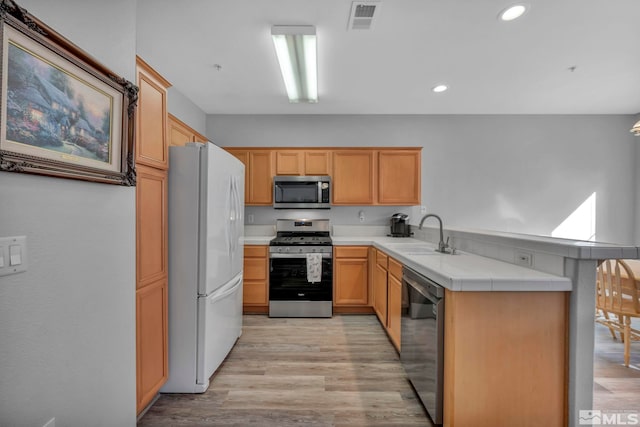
[334,246,369,308]
[443,290,568,426]
[136,277,168,411]
[373,251,388,324]
[373,249,402,351]
[243,245,268,313]
[386,272,402,351]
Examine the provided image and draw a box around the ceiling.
[136,0,640,115]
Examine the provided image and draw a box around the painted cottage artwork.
[5,41,113,163]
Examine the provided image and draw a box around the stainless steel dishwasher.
[401,266,445,425]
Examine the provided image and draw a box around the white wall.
[208,114,638,244]
[0,1,137,426]
[167,87,207,136]
[634,114,640,243]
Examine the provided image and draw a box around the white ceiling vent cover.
[348,1,381,31]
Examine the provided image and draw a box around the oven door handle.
[269,252,332,259]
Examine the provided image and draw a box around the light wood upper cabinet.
[275,149,332,176]
[225,149,273,205]
[304,151,331,175]
[136,57,170,169]
[225,150,250,203]
[334,246,369,306]
[378,150,421,205]
[223,147,420,206]
[275,150,303,175]
[332,150,375,205]
[248,151,274,205]
[168,114,207,147]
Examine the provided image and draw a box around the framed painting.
[0,0,137,185]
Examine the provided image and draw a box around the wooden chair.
[596,259,640,367]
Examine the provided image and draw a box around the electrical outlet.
[247,214,254,224]
[515,251,533,267]
[420,205,427,214]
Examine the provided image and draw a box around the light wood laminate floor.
[593,322,640,411]
[139,315,431,426]
[139,315,640,426]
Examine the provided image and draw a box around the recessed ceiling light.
[499,4,528,21]
[432,84,448,93]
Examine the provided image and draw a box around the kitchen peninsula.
[244,224,640,427]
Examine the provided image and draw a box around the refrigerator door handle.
[209,274,242,304]
[227,177,234,260]
[230,176,237,256]
[233,176,239,254]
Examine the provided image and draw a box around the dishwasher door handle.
[403,276,440,303]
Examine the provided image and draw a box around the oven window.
[274,182,319,203]
[269,257,333,301]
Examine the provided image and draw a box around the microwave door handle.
[318,181,322,204]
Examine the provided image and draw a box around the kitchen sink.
[401,248,439,255]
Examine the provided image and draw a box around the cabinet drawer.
[244,258,267,280]
[244,245,268,258]
[335,246,369,258]
[376,250,388,269]
[243,281,268,305]
[388,257,403,281]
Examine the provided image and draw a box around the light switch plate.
[0,236,27,277]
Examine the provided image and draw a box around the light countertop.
[243,234,571,292]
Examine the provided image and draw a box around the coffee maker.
[389,213,412,237]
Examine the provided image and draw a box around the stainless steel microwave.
[273,176,331,209]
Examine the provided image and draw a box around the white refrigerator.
[162,142,244,393]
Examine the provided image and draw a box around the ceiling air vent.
[348,1,381,31]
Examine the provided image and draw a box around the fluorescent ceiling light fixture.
[432,84,449,93]
[271,25,318,103]
[499,4,528,21]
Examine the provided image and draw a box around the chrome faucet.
[418,213,449,253]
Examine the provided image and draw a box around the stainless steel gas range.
[268,219,333,318]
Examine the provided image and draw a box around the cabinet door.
[373,262,388,325]
[136,165,168,288]
[243,246,268,307]
[275,150,303,175]
[136,277,168,411]
[248,151,274,205]
[387,274,402,351]
[136,57,170,169]
[305,151,331,175]
[332,151,374,205]
[378,149,421,205]
[168,116,193,147]
[226,150,250,204]
[334,257,368,306]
